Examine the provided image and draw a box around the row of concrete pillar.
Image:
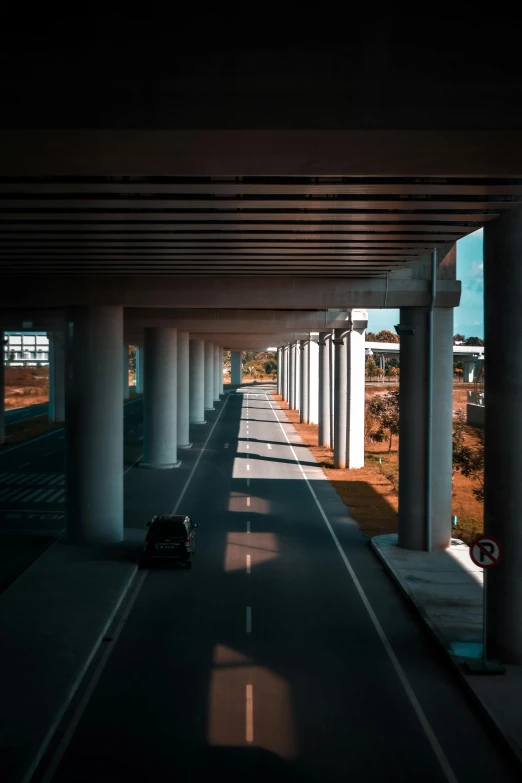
[0,316,224,545]
[278,308,454,553]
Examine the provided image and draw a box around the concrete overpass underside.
[1,18,522,662]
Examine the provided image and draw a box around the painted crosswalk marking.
[0,473,65,504]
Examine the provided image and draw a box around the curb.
[21,565,139,783]
[371,539,522,775]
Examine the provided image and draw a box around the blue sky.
[367,228,484,339]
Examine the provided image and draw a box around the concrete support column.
[189,338,206,424]
[484,210,522,663]
[231,350,242,386]
[177,331,192,449]
[65,306,123,544]
[309,334,319,425]
[123,344,129,400]
[213,344,221,402]
[300,339,310,423]
[0,330,4,445]
[318,331,331,447]
[277,347,283,397]
[48,330,65,423]
[333,329,348,468]
[282,346,289,401]
[205,342,215,410]
[141,327,181,469]
[398,307,453,551]
[289,343,296,409]
[330,334,335,450]
[135,345,144,393]
[463,359,475,383]
[346,312,368,468]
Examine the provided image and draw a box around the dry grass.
[4,366,49,409]
[272,386,484,546]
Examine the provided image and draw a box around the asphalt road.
[30,385,518,783]
[0,398,143,593]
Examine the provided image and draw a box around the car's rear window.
[150,520,186,536]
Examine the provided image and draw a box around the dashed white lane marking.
[246,554,251,574]
[246,497,251,507]
[58,436,65,440]
[265,393,459,783]
[246,685,254,743]
[138,423,142,428]
[246,606,252,633]
[246,444,249,449]
[247,520,250,534]
[246,464,250,471]
[267,443,272,449]
[44,451,53,456]
[20,462,30,468]
[129,429,134,434]
[138,436,143,441]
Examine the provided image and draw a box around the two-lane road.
[36,384,518,783]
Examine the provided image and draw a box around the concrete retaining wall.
[467,403,484,427]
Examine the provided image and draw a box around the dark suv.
[141,514,199,569]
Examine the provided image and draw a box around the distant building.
[3,332,49,366]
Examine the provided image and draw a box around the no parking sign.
[470,535,502,569]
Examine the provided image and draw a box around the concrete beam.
[1,130,522,177]
[123,308,350,332]
[0,276,461,309]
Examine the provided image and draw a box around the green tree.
[464,336,484,346]
[366,357,378,379]
[366,388,400,451]
[452,410,484,501]
[375,329,399,343]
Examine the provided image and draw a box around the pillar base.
[190,419,207,425]
[178,442,193,450]
[140,460,181,470]
[205,407,215,412]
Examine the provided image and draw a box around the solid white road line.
[247,520,250,534]
[246,554,251,574]
[36,570,146,783]
[172,393,230,513]
[246,606,252,633]
[246,685,254,743]
[265,394,459,783]
[124,454,143,475]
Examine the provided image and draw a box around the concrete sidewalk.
[0,530,143,783]
[372,534,522,771]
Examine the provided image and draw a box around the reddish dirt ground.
[272,383,484,546]
[4,366,49,409]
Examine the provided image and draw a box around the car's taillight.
[184,536,190,545]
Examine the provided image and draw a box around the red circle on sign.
[469,535,502,569]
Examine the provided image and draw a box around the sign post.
[465,535,505,674]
